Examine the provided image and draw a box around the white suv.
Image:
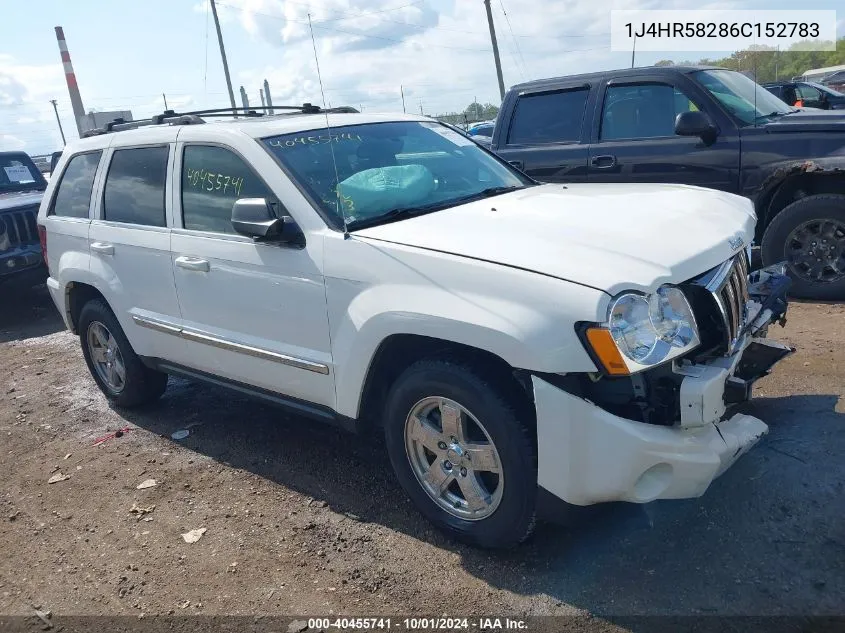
[38,107,793,548]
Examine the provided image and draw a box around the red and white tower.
[55,26,86,136]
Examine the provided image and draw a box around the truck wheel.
[383,359,536,549]
[78,299,168,407]
[761,194,845,300]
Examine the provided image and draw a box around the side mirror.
[231,198,303,246]
[674,111,718,144]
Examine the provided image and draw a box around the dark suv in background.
[763,81,845,110]
[484,66,845,299]
[1,151,48,286]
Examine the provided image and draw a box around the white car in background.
[38,107,792,548]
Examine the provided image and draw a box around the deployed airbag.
[337,164,435,218]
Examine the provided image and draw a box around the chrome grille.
[0,206,39,250]
[708,251,750,353]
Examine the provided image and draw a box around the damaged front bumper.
[534,265,792,507]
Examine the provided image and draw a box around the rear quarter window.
[102,146,169,227]
[51,151,102,218]
[507,88,589,145]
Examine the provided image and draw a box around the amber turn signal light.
[585,327,629,376]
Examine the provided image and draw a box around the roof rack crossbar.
[82,113,204,138]
[79,103,359,138]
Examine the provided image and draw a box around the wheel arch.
[65,281,109,334]
[758,166,845,240]
[354,333,535,430]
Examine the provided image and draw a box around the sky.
[1,0,843,155]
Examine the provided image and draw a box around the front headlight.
[583,285,700,375]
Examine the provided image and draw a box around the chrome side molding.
[131,315,330,375]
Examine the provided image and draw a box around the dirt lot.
[1,283,843,625]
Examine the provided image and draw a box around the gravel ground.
[1,283,843,626]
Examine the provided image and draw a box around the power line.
[215,1,422,24]
[498,0,528,78]
[216,2,491,52]
[297,7,609,40]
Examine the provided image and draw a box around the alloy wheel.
[786,218,845,283]
[404,396,504,521]
[87,321,126,392]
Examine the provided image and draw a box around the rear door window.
[102,147,169,227]
[51,151,102,218]
[507,88,589,145]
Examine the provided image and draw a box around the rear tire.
[78,299,168,407]
[761,194,845,300]
[383,358,536,549]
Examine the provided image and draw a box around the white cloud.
[7,0,764,152]
[0,133,26,150]
[0,56,70,153]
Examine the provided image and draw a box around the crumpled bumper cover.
[534,264,791,507]
[534,376,769,506]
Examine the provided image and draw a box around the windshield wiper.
[346,202,452,231]
[346,185,529,231]
[754,110,789,122]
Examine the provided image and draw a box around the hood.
[761,109,845,132]
[0,190,43,212]
[355,183,756,295]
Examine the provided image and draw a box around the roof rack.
[81,103,359,138]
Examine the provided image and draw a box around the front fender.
[324,237,607,419]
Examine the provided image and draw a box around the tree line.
[655,37,845,84]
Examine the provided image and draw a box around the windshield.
[0,153,47,193]
[694,69,794,125]
[262,121,532,230]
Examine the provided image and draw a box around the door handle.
[508,160,524,170]
[590,155,617,169]
[175,256,210,272]
[90,242,114,255]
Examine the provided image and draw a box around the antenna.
[308,13,347,236]
[753,48,758,126]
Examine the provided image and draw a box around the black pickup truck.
[1,151,48,286]
[487,66,845,299]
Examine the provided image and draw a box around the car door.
[587,77,740,192]
[796,83,825,109]
[170,140,335,410]
[88,137,184,362]
[493,85,591,182]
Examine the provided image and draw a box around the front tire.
[78,299,168,408]
[383,359,536,548]
[761,194,845,300]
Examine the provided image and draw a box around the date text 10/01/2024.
[306,618,528,630]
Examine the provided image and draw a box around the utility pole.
[162,93,169,110]
[419,101,423,115]
[239,86,249,110]
[400,85,406,113]
[475,97,480,121]
[49,99,66,146]
[259,89,266,108]
[631,36,636,68]
[209,0,238,117]
[483,0,505,101]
